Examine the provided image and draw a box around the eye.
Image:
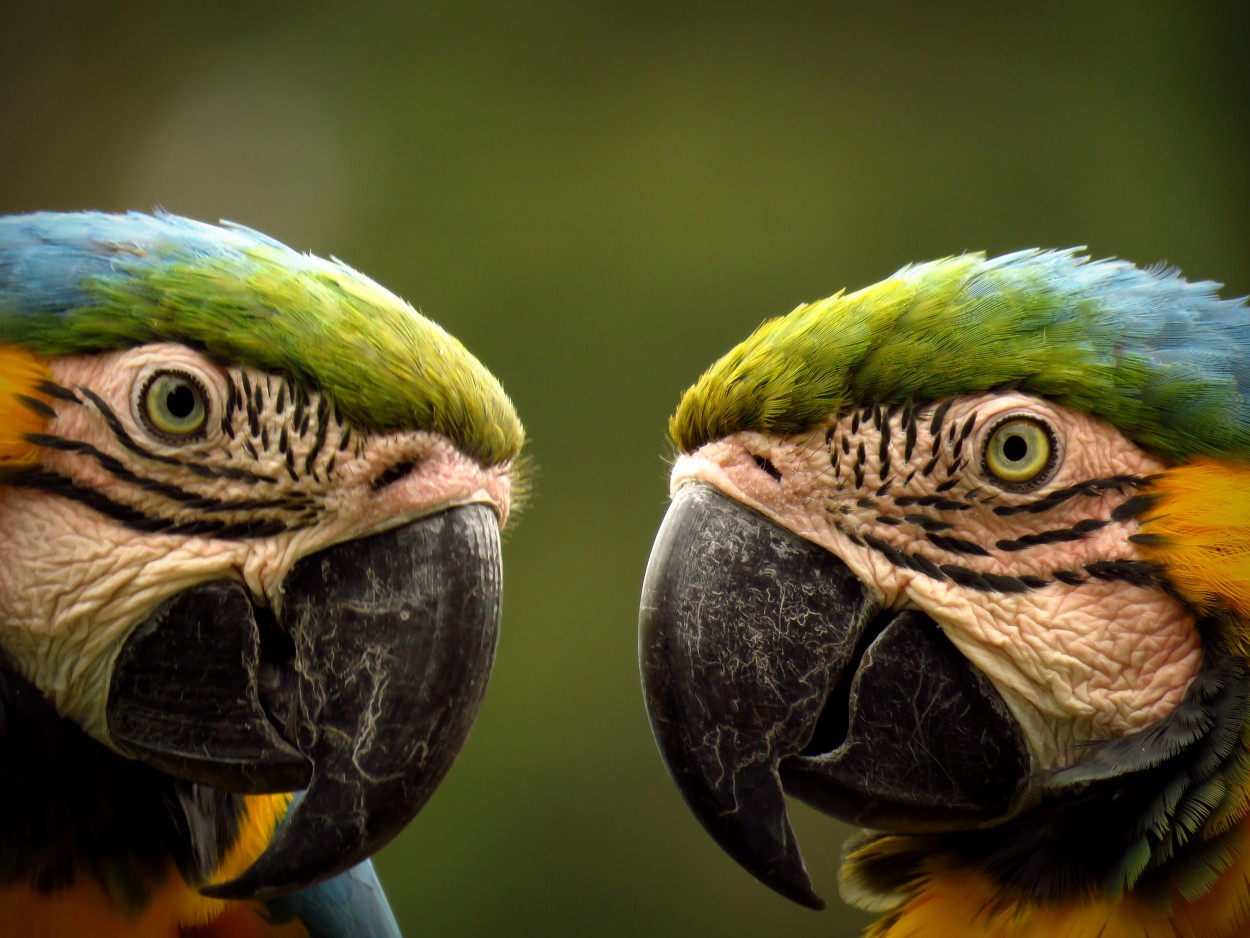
[139,370,209,441]
[983,416,1056,487]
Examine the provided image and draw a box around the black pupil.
[1001,433,1029,463]
[165,383,197,420]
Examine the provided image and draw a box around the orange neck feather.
[0,345,51,471]
[866,819,1250,938]
[1137,459,1250,655]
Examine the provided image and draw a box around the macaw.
[639,249,1250,937]
[0,212,524,937]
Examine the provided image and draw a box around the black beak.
[639,483,1029,909]
[106,503,502,899]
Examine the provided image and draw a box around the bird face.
[670,390,1200,766]
[0,341,515,899]
[0,211,526,909]
[643,248,1250,917]
[642,388,1205,907]
[1,341,512,740]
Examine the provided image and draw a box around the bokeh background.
[3,3,1247,935]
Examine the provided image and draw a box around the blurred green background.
[2,3,1247,935]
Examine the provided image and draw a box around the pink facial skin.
[672,391,1202,773]
[0,343,513,743]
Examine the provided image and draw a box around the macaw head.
[639,249,1250,911]
[0,212,524,899]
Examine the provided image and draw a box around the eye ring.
[981,415,1058,489]
[137,370,210,442]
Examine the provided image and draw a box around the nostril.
[752,454,783,482]
[371,459,418,491]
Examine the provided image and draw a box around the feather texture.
[0,345,50,473]
[0,211,523,467]
[671,250,1250,462]
[1137,460,1250,643]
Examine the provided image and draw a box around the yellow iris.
[142,371,208,440]
[984,417,1053,485]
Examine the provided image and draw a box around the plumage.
[0,346,49,469]
[673,250,1250,462]
[642,249,1250,937]
[0,211,523,935]
[0,210,523,466]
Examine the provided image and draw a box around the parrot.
[638,249,1250,937]
[0,211,524,937]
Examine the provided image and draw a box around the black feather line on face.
[814,402,1155,598]
[36,381,82,404]
[17,394,57,419]
[840,447,1156,591]
[929,400,952,439]
[22,365,365,538]
[996,519,1109,552]
[8,470,293,540]
[22,434,306,515]
[78,387,277,485]
[305,397,332,474]
[994,477,1147,517]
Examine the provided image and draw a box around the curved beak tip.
[693,771,826,910]
[793,885,828,912]
[639,483,875,910]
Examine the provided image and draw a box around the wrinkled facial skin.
[0,342,513,743]
[672,391,1202,771]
